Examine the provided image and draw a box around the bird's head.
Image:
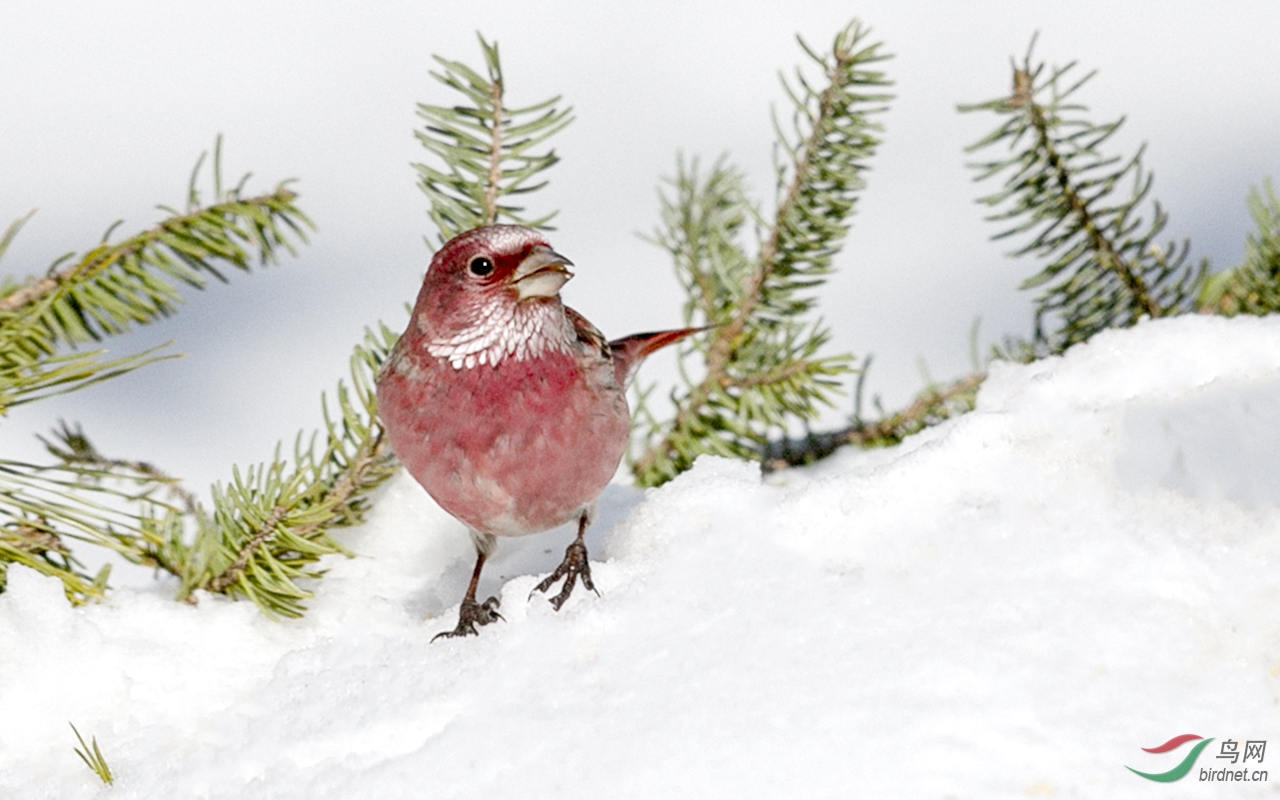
[415,224,573,325]
[407,224,578,368]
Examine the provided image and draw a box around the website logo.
[1126,734,1268,783]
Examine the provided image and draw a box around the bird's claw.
[432,595,503,642]
[530,538,600,611]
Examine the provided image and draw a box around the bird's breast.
[377,345,630,537]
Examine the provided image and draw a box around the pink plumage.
[377,224,700,638]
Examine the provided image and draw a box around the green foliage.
[70,722,114,785]
[0,448,165,602]
[11,327,398,616]
[631,20,891,486]
[0,137,310,413]
[764,35,1280,470]
[414,33,573,240]
[177,326,398,617]
[1198,178,1280,314]
[0,141,398,616]
[762,371,985,470]
[0,139,316,604]
[960,37,1205,353]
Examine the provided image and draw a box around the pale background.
[2,0,1277,491]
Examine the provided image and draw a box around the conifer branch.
[18,422,200,585]
[0,138,371,612]
[0,183,306,319]
[181,326,399,617]
[0,519,109,600]
[1008,67,1157,319]
[761,372,986,470]
[206,503,290,594]
[0,455,164,601]
[484,71,505,224]
[632,20,891,487]
[1198,178,1280,314]
[414,34,572,239]
[960,37,1204,351]
[40,420,201,515]
[0,136,312,412]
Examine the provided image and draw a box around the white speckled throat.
[424,297,576,370]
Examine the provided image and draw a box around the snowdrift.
[3,314,1279,797]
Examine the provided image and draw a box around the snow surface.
[3,314,1280,798]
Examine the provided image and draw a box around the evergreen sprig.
[177,326,399,617]
[14,327,398,616]
[960,38,1204,352]
[0,137,311,412]
[761,372,985,470]
[0,445,186,601]
[631,20,892,487]
[414,34,573,239]
[1,141,396,616]
[1198,178,1280,315]
[0,139,316,602]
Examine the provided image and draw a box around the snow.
[3,314,1279,798]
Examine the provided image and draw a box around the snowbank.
[3,314,1279,798]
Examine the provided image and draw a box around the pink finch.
[377,224,700,639]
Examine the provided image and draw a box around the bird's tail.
[608,326,708,388]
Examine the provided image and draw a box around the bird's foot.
[530,538,600,611]
[432,595,503,641]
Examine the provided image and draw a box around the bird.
[376,224,701,639]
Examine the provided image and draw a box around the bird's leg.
[432,549,503,641]
[531,512,601,611]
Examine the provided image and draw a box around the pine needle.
[959,36,1204,352]
[69,722,114,785]
[414,33,572,241]
[631,19,892,486]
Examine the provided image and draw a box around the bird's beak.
[511,245,574,301]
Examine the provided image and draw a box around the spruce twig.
[762,372,986,470]
[960,36,1204,352]
[0,138,315,604]
[414,33,572,240]
[632,20,892,486]
[40,420,201,516]
[182,327,399,617]
[205,503,290,595]
[1197,178,1280,315]
[0,136,312,412]
[0,517,109,601]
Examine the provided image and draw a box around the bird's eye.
[468,256,495,277]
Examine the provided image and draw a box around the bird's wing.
[563,305,611,361]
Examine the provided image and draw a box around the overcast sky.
[2,0,1278,492]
